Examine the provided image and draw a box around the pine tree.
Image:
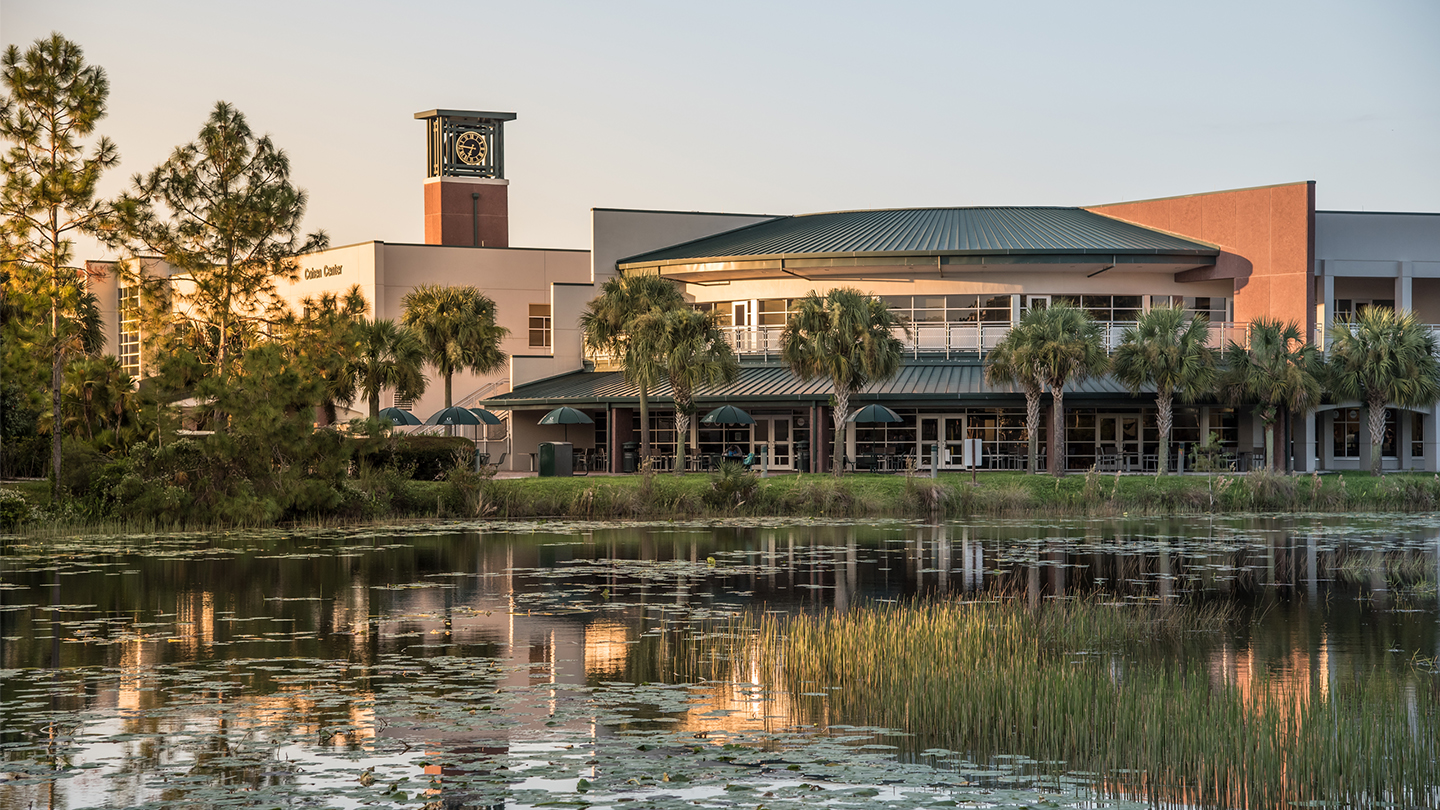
[0,34,119,498]
[112,101,327,385]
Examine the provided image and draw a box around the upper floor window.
[529,304,552,348]
[883,294,1010,324]
[118,284,141,375]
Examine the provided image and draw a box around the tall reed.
[742,598,1439,809]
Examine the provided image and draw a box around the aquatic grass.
[10,470,1440,530]
[749,597,1440,809]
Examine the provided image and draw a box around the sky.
[3,0,1438,256]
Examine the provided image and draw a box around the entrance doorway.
[753,416,792,470]
[732,301,756,352]
[1097,415,1141,471]
[919,414,969,468]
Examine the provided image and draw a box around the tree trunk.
[1025,384,1041,475]
[1051,387,1066,477]
[444,373,453,408]
[1264,421,1275,472]
[674,402,690,475]
[1156,388,1173,475]
[51,337,62,499]
[1282,405,1293,474]
[1368,396,1387,475]
[369,392,380,420]
[638,382,651,459]
[831,387,850,475]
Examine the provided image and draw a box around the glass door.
[1098,415,1140,471]
[732,301,755,352]
[751,416,793,470]
[919,415,967,468]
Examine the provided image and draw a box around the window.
[1333,409,1398,457]
[118,284,141,375]
[1166,296,1229,322]
[882,295,1010,324]
[528,304,551,348]
[757,299,790,326]
[393,393,414,411]
[1414,413,1425,459]
[1333,409,1360,458]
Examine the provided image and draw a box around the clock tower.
[414,109,517,247]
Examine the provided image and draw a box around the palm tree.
[1219,318,1323,472]
[401,285,509,408]
[1326,307,1440,474]
[781,288,906,475]
[579,274,685,459]
[1028,302,1107,476]
[644,307,739,473]
[1111,305,1216,474]
[350,319,427,420]
[987,311,1047,474]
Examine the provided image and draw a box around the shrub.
[355,434,473,480]
[0,488,33,529]
[704,461,758,510]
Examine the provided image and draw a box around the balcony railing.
[1315,323,1440,352]
[715,321,1246,360]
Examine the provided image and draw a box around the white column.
[1398,262,1414,313]
[1427,404,1440,473]
[1321,273,1335,346]
[1320,410,1335,471]
[1299,410,1317,472]
[1399,408,1413,470]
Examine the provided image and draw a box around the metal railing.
[712,321,1245,360]
[409,378,512,438]
[1315,323,1440,352]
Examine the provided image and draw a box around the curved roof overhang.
[622,250,1216,283]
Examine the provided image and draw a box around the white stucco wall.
[590,208,777,286]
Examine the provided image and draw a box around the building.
[493,183,1440,474]
[86,107,1440,474]
[89,110,592,435]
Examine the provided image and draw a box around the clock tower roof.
[413,109,517,122]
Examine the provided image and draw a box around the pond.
[1,515,1437,809]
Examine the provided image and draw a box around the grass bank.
[6,468,1440,533]
[467,467,1440,520]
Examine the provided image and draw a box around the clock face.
[455,130,488,166]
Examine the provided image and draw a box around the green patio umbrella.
[847,404,903,423]
[538,406,593,442]
[468,408,504,425]
[378,407,422,426]
[425,406,483,426]
[700,405,755,425]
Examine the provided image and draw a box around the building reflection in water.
[2,518,1436,808]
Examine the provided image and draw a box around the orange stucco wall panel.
[1086,182,1315,334]
[423,180,509,247]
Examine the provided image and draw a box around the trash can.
[795,439,810,473]
[622,441,639,474]
[539,442,574,477]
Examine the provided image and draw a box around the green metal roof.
[618,207,1218,268]
[489,363,1143,408]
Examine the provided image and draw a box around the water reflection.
[1,515,1437,808]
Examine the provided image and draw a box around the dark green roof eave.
[486,363,1182,408]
